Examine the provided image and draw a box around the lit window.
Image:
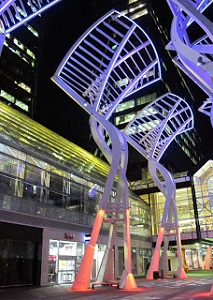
[27,24,39,37]
[16,81,31,93]
[112,44,118,50]
[0,90,15,103]
[116,78,129,87]
[115,112,136,125]
[14,38,24,50]
[129,3,145,13]
[17,6,27,17]
[131,8,148,20]
[26,48,36,59]
[129,0,138,4]
[116,93,157,113]
[15,100,29,112]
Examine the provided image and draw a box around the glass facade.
[0,102,150,232]
[0,139,150,233]
[137,160,213,270]
[193,160,213,233]
[149,187,195,236]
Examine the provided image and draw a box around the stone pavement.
[1,273,213,300]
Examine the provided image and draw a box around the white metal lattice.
[124,93,194,161]
[52,9,161,120]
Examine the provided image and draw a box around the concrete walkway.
[1,271,213,300]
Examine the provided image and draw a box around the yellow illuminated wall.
[193,160,213,233]
[145,187,195,236]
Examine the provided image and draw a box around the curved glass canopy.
[0,102,110,183]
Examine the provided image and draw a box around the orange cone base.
[72,277,90,291]
[175,267,187,279]
[210,284,213,296]
[119,273,137,290]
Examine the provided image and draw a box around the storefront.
[40,228,109,285]
[48,239,84,284]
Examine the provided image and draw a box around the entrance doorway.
[58,256,76,283]
[48,239,84,284]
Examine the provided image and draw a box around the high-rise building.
[0,16,43,117]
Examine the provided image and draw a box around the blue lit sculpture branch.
[52,9,161,290]
[53,10,161,119]
[166,0,213,125]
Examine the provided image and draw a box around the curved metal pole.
[72,116,137,290]
[90,117,136,289]
[166,0,213,125]
[146,159,186,279]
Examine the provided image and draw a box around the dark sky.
[35,1,213,170]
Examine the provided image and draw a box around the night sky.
[35,1,213,171]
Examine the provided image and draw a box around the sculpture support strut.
[72,209,105,290]
[124,93,193,280]
[147,160,186,279]
[72,116,137,290]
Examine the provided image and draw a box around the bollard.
[153,271,159,279]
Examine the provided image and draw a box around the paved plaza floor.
[1,271,213,300]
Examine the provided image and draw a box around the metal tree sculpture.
[166,0,213,125]
[124,93,194,279]
[0,0,63,55]
[52,9,161,290]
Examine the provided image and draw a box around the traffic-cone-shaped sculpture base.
[71,243,95,290]
[204,246,212,270]
[119,271,137,289]
[175,266,187,279]
[210,284,213,296]
[146,250,161,280]
[72,209,105,291]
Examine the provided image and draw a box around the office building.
[0,13,43,117]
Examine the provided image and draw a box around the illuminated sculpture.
[124,93,194,279]
[0,0,63,55]
[166,0,213,125]
[52,9,161,290]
